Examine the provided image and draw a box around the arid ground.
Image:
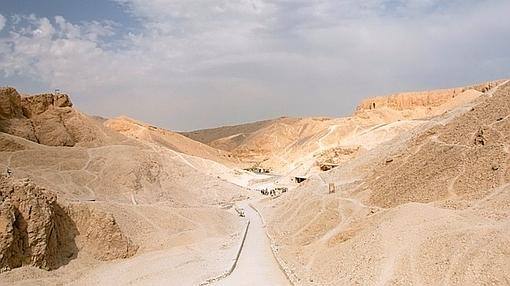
[1,79,509,285]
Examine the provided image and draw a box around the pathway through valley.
[213,200,290,286]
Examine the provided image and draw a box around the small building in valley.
[320,163,339,172]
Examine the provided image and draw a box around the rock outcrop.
[0,87,107,147]
[367,81,510,207]
[257,81,510,286]
[356,81,500,112]
[20,93,73,118]
[0,88,39,142]
[0,176,137,273]
[0,175,75,272]
[0,88,24,120]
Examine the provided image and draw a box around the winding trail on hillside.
[212,200,290,286]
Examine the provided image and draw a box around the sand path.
[213,200,290,286]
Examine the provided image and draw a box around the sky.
[0,0,509,131]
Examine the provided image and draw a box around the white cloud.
[0,14,6,32]
[0,1,510,130]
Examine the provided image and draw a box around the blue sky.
[1,0,134,23]
[1,0,509,131]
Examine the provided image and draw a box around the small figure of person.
[6,167,12,177]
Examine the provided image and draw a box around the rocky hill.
[105,116,236,166]
[183,81,500,175]
[181,118,276,150]
[0,87,250,284]
[1,79,509,285]
[356,81,501,112]
[255,80,510,285]
[366,81,510,207]
[0,88,119,147]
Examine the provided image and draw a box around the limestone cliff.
[356,81,500,112]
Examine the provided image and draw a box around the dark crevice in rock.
[27,119,40,144]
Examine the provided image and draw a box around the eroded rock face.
[0,88,75,146]
[0,88,102,147]
[21,93,72,118]
[356,81,500,112]
[0,175,75,272]
[29,107,75,146]
[0,88,38,142]
[356,88,467,111]
[0,88,24,120]
[0,176,138,273]
[20,93,76,146]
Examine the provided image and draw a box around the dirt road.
[213,200,290,286]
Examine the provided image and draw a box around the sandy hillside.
[106,116,237,166]
[255,81,510,285]
[184,81,501,176]
[181,118,276,150]
[0,88,254,285]
[1,79,509,286]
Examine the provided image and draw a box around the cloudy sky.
[1,0,509,131]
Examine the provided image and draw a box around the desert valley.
[1,79,509,285]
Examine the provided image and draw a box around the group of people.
[260,187,287,197]
[260,188,277,196]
